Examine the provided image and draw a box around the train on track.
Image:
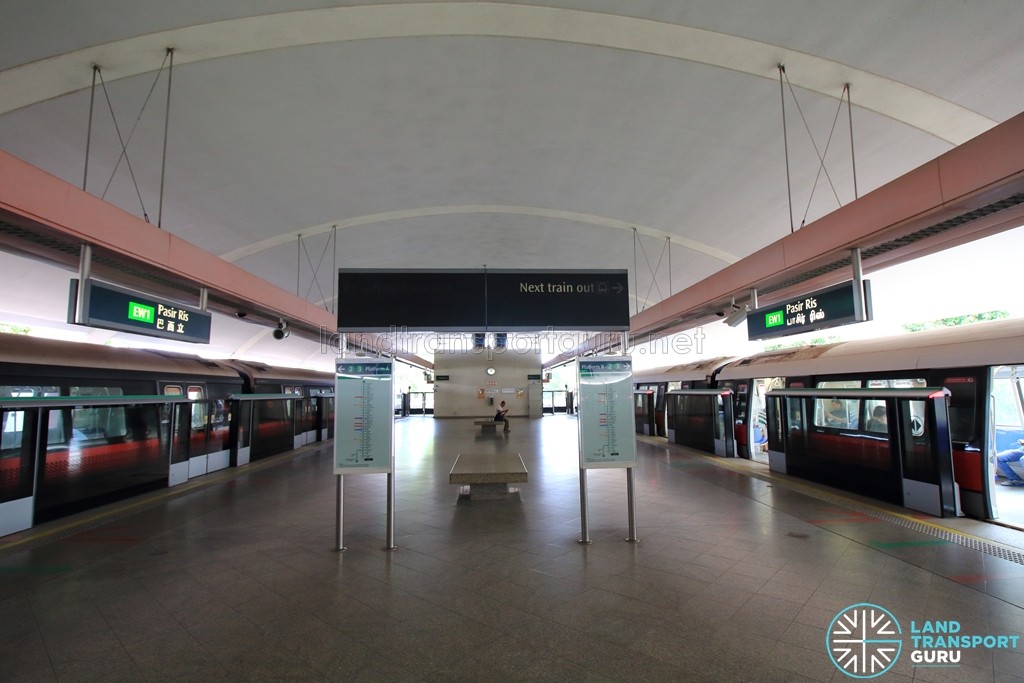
[0,333,335,537]
[634,318,1024,522]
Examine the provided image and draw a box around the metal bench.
[449,452,527,500]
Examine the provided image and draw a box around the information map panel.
[577,357,637,469]
[337,269,629,332]
[333,359,394,474]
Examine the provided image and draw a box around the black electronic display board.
[485,270,630,331]
[74,279,212,343]
[337,270,486,331]
[337,268,630,332]
[746,280,871,341]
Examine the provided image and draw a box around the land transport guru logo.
[827,602,1021,678]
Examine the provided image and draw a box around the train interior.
[992,365,1024,527]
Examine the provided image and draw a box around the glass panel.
[814,380,860,429]
[900,399,936,483]
[208,399,230,452]
[0,385,60,398]
[0,409,36,503]
[35,404,167,522]
[865,401,888,433]
[250,399,294,461]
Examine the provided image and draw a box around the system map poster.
[577,357,636,469]
[334,359,394,474]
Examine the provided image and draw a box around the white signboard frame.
[333,359,394,475]
[577,357,637,469]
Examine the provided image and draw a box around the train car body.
[637,319,1024,522]
[0,334,334,537]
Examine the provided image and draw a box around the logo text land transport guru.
[828,603,1022,678]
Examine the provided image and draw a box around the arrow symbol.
[612,283,624,294]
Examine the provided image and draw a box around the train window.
[1,385,59,398]
[865,401,888,433]
[940,376,977,443]
[814,381,860,429]
[1,410,26,451]
[70,386,124,398]
[163,386,183,397]
[187,386,206,431]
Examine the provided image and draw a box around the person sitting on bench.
[494,400,510,433]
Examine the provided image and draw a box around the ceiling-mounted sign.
[746,280,871,341]
[485,270,629,331]
[337,268,629,332]
[72,278,212,343]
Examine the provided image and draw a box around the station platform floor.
[4,415,1024,681]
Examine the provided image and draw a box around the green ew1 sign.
[73,279,212,343]
[747,280,871,341]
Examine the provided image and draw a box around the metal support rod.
[625,467,639,542]
[75,244,93,324]
[158,48,174,228]
[384,472,396,551]
[578,468,592,544]
[198,287,208,312]
[297,234,302,297]
[340,333,346,358]
[621,331,628,355]
[335,474,346,552]
[667,236,672,297]
[84,66,98,191]
[846,83,858,200]
[851,247,866,321]
[750,287,758,311]
[779,65,794,234]
[331,225,337,314]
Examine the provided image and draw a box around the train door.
[162,384,209,480]
[988,366,1024,525]
[747,378,782,464]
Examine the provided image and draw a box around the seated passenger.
[866,405,887,433]
[996,439,1024,486]
[825,399,848,427]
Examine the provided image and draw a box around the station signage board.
[73,279,212,343]
[577,357,637,469]
[337,268,629,332]
[746,280,871,341]
[333,359,394,474]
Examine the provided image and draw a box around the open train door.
[987,365,1024,525]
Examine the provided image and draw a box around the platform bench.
[449,453,528,500]
[473,419,505,434]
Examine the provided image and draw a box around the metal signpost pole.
[625,467,639,542]
[385,471,396,551]
[578,468,591,544]
[335,474,346,552]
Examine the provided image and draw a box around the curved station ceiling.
[2,2,1024,368]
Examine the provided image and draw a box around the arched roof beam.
[0,3,994,144]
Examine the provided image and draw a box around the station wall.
[432,347,541,418]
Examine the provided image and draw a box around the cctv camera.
[723,306,749,327]
[235,311,247,318]
[272,319,289,340]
